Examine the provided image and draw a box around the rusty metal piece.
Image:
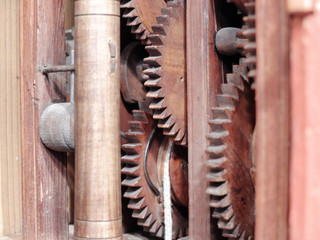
[38,64,75,74]
[207,59,255,239]
[215,27,247,56]
[121,110,188,238]
[39,102,74,152]
[121,0,166,44]
[121,42,149,104]
[144,0,187,145]
[243,1,256,85]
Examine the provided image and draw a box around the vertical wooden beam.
[0,0,22,236]
[255,0,289,239]
[289,6,320,240]
[187,0,222,239]
[20,0,68,239]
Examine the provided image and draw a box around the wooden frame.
[186,0,222,239]
[20,0,68,239]
[255,0,290,239]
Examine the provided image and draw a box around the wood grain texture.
[255,0,289,239]
[0,0,22,236]
[186,0,222,239]
[289,7,320,240]
[74,0,122,239]
[20,0,68,239]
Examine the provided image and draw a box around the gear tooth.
[212,206,234,221]
[176,135,187,146]
[248,69,257,79]
[126,16,141,26]
[206,157,226,168]
[218,216,236,230]
[151,24,166,35]
[145,45,162,56]
[153,108,167,120]
[244,42,256,52]
[123,8,138,18]
[155,225,164,237]
[158,116,173,128]
[144,78,161,87]
[120,0,135,9]
[223,223,241,238]
[124,187,143,199]
[167,0,179,7]
[131,23,146,34]
[122,176,141,187]
[149,99,165,110]
[226,73,244,91]
[156,15,169,25]
[161,7,173,16]
[217,95,235,110]
[144,55,163,67]
[206,144,226,155]
[122,142,142,151]
[146,88,163,99]
[121,165,140,176]
[206,182,229,196]
[209,194,231,208]
[136,30,149,41]
[210,108,231,124]
[206,169,227,182]
[143,67,161,78]
[163,122,179,136]
[147,221,162,234]
[239,230,246,240]
[221,84,239,100]
[138,214,154,227]
[128,198,146,210]
[207,130,229,140]
[132,206,149,219]
[132,110,148,124]
[174,128,185,142]
[245,56,257,67]
[121,154,140,165]
[148,34,165,45]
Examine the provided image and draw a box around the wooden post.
[74,0,122,239]
[289,7,320,240]
[187,0,222,239]
[20,0,68,239]
[255,0,290,239]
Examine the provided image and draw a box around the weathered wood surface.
[186,0,222,239]
[0,0,22,236]
[289,6,320,240]
[20,0,68,239]
[255,0,289,239]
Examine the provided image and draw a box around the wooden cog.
[206,59,255,239]
[121,0,166,44]
[121,110,187,238]
[144,0,187,145]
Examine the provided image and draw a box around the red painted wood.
[290,8,320,240]
[20,0,68,239]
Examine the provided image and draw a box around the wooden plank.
[186,0,222,239]
[255,0,290,239]
[20,0,68,239]
[289,8,320,240]
[0,0,22,236]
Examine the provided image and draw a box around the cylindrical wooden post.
[74,0,122,239]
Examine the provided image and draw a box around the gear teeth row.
[121,110,162,235]
[243,1,256,87]
[207,61,254,240]
[143,0,187,145]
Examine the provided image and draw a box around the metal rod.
[74,0,122,239]
[38,65,75,74]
